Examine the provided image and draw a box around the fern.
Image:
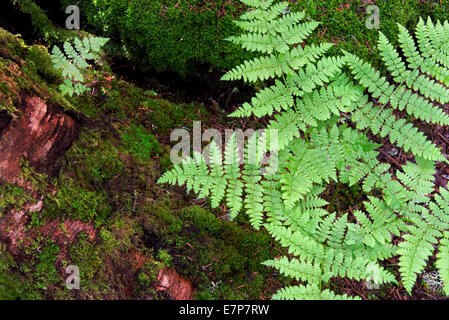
[159,0,449,299]
[272,284,361,300]
[345,18,449,162]
[51,36,109,96]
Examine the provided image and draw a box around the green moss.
[34,242,60,290]
[0,27,77,114]
[288,0,449,70]
[159,146,173,172]
[156,249,172,268]
[58,0,449,74]
[0,28,27,58]
[0,182,33,218]
[134,260,163,297]
[68,232,111,294]
[26,45,62,82]
[69,0,251,74]
[0,245,42,300]
[146,99,208,135]
[121,124,161,164]
[64,131,124,185]
[0,82,10,95]
[143,203,290,299]
[43,179,111,226]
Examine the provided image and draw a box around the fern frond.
[51,36,109,96]
[222,55,291,83]
[397,220,441,293]
[272,284,361,300]
[230,80,294,117]
[263,257,321,284]
[398,23,449,84]
[378,31,449,104]
[351,100,445,161]
[160,0,449,300]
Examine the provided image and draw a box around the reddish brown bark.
[156,268,194,300]
[0,94,77,184]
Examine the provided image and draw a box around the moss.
[121,124,161,164]
[146,99,208,135]
[134,261,164,297]
[69,0,251,74]
[68,232,111,294]
[0,27,76,114]
[34,241,60,290]
[102,81,147,114]
[291,0,449,70]
[65,218,164,299]
[65,131,125,185]
[43,179,111,227]
[0,28,27,58]
[159,146,173,173]
[0,57,22,113]
[143,203,290,299]
[0,245,42,300]
[26,45,62,82]
[0,182,33,218]
[156,249,172,268]
[57,0,449,74]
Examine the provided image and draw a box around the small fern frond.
[272,284,361,300]
[263,257,322,284]
[51,36,109,96]
[397,221,441,293]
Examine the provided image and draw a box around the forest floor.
[0,0,448,300]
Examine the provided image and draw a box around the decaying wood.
[156,268,194,300]
[0,94,77,184]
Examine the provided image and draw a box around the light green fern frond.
[271,284,361,300]
[51,36,109,96]
[397,220,441,293]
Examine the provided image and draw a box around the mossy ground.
[0,27,291,299]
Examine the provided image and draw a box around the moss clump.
[133,261,164,298]
[100,80,149,116]
[67,221,164,299]
[65,0,251,74]
[68,232,111,295]
[291,0,449,70]
[0,245,42,300]
[13,0,77,44]
[26,44,62,82]
[144,99,208,135]
[64,131,124,185]
[0,182,33,218]
[57,0,449,74]
[143,203,290,299]
[0,27,27,58]
[34,241,60,290]
[0,27,74,114]
[0,57,22,113]
[43,179,111,226]
[121,124,161,164]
